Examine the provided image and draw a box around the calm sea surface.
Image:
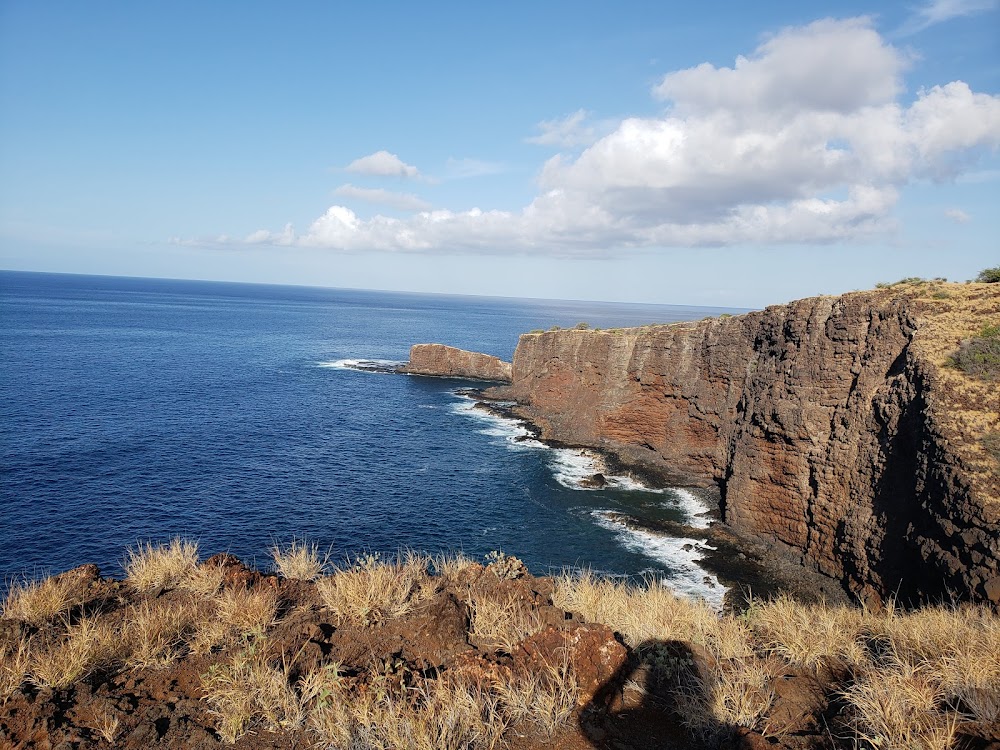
[0,271,746,603]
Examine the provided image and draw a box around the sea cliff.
[412,282,1000,605]
[402,343,512,382]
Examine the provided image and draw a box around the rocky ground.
[2,547,999,750]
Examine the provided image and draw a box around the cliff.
[401,343,512,382]
[486,282,1000,605]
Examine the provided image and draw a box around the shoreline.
[464,389,852,612]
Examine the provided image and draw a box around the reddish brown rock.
[402,343,512,382]
[488,285,1000,605]
[514,623,627,705]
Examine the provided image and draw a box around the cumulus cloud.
[944,208,972,223]
[333,184,431,211]
[242,18,1000,254]
[345,150,420,178]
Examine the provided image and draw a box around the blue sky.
[1,1,998,308]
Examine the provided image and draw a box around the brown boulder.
[514,623,627,705]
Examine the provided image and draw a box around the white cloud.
[527,109,605,148]
[898,0,998,35]
[240,18,1000,255]
[333,184,431,211]
[944,208,972,223]
[345,150,420,178]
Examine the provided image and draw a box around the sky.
[1,1,998,308]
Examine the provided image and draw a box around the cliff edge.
[486,282,999,605]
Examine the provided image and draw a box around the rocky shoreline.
[407,281,1000,607]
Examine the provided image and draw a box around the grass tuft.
[125,538,199,592]
[2,574,85,624]
[317,552,431,626]
[270,539,330,581]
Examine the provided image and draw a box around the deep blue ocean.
[0,271,745,604]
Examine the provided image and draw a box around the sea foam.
[592,511,726,610]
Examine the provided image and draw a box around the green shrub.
[949,324,1000,380]
[976,267,1000,283]
[574,322,590,330]
[983,432,1000,464]
[549,325,561,331]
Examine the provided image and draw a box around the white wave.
[664,488,713,529]
[316,358,404,372]
[593,511,726,611]
[448,397,545,450]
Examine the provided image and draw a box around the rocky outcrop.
[402,343,512,382]
[486,283,1000,605]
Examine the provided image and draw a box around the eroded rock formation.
[402,343,512,382]
[480,284,999,605]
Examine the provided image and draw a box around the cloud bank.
[244,18,1000,255]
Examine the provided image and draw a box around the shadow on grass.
[578,639,748,750]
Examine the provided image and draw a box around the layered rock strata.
[402,343,512,382]
[472,284,998,605]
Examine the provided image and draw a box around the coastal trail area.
[2,540,999,750]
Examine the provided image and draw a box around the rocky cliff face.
[402,344,512,382]
[490,284,1000,605]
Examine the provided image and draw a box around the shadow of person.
[578,639,745,750]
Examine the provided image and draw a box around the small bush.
[574,321,590,330]
[949,323,1000,380]
[976,266,1000,283]
[983,432,1000,463]
[549,325,561,331]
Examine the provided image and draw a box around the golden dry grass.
[552,570,716,648]
[497,663,579,738]
[270,539,330,581]
[201,636,304,743]
[466,590,543,653]
[191,585,279,653]
[27,617,118,689]
[0,633,32,701]
[317,552,431,626]
[2,574,85,624]
[178,561,227,597]
[123,598,201,669]
[125,538,200,592]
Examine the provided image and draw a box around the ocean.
[0,271,746,606]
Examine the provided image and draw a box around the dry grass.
[431,551,478,581]
[270,539,330,581]
[191,585,279,653]
[0,633,32,701]
[317,552,431,626]
[747,595,868,673]
[467,590,543,653]
[178,561,227,597]
[498,663,579,738]
[201,636,304,743]
[303,666,506,750]
[2,574,85,624]
[125,538,199,592]
[552,570,715,648]
[843,661,957,750]
[676,656,776,740]
[124,599,201,669]
[91,707,121,744]
[28,617,118,689]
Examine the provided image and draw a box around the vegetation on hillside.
[2,540,999,749]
